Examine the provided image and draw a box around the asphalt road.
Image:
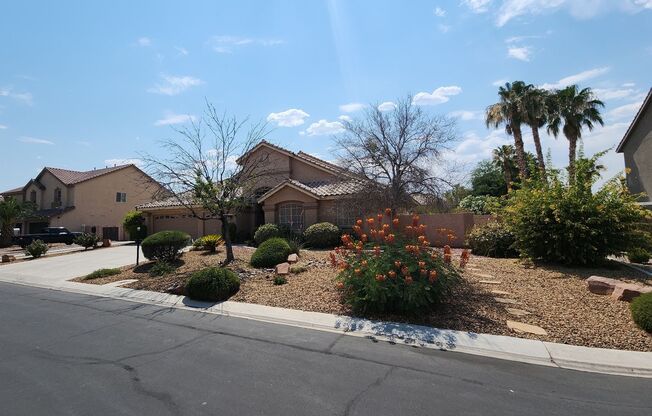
[0,282,650,416]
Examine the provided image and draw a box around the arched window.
[53,188,62,206]
[278,203,304,231]
[29,190,37,203]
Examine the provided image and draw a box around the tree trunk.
[0,223,13,247]
[220,214,234,264]
[512,124,528,180]
[568,136,577,185]
[531,126,547,180]
[503,160,512,192]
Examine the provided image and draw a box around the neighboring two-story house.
[136,141,365,239]
[617,88,652,209]
[1,164,162,239]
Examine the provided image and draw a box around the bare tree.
[334,95,458,212]
[141,101,271,264]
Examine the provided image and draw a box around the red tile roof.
[42,164,134,185]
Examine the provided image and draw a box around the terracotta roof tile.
[44,165,133,185]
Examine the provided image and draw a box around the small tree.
[123,210,146,240]
[0,197,35,247]
[335,95,457,213]
[142,102,271,264]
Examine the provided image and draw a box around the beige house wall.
[290,158,337,182]
[622,110,652,205]
[142,207,225,240]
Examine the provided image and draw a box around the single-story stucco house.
[617,88,652,209]
[136,141,365,239]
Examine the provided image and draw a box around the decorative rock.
[586,276,618,295]
[494,297,519,304]
[479,280,502,285]
[165,283,186,296]
[491,290,512,296]
[275,262,290,275]
[611,284,652,302]
[1,254,16,263]
[287,253,298,264]
[102,239,112,247]
[506,308,531,317]
[506,320,547,336]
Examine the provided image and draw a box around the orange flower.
[385,234,395,244]
[367,217,375,226]
[382,223,390,231]
[374,245,381,256]
[352,225,361,235]
[418,224,426,235]
[420,269,427,277]
[418,261,426,269]
[392,217,400,227]
[418,235,426,243]
[329,252,337,267]
[375,274,386,282]
[354,268,361,276]
[394,260,402,268]
[356,219,363,226]
[338,261,349,270]
[429,270,438,283]
[405,276,413,285]
[443,245,451,255]
[370,229,377,237]
[401,266,410,276]
[361,234,368,243]
[378,230,385,239]
[336,281,345,290]
[385,208,392,216]
[444,253,451,264]
[405,225,413,234]
[388,270,397,279]
[412,214,420,227]
[377,213,383,223]
[361,260,368,268]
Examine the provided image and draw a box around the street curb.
[3,278,651,378]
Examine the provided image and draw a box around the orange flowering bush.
[331,210,466,314]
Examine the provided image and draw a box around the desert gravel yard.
[77,246,652,351]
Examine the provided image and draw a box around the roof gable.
[616,88,652,153]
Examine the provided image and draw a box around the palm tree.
[492,145,516,192]
[0,197,26,247]
[521,86,549,178]
[486,81,528,180]
[547,85,604,183]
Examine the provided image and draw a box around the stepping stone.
[104,279,138,287]
[506,320,547,336]
[491,290,511,296]
[287,253,298,264]
[275,262,290,275]
[506,308,531,317]
[494,297,519,305]
[479,280,502,285]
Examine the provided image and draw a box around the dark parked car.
[13,227,82,248]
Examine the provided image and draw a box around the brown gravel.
[75,247,652,351]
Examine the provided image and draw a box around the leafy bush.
[458,195,502,215]
[141,230,190,263]
[466,221,517,258]
[254,224,280,245]
[84,268,121,280]
[74,233,100,250]
[123,210,147,240]
[290,265,307,274]
[273,275,287,285]
[185,267,240,302]
[286,236,303,255]
[630,292,652,333]
[250,237,291,268]
[193,234,224,253]
[25,239,48,258]
[504,155,651,265]
[333,211,463,314]
[304,222,340,248]
[149,262,176,277]
[627,248,650,264]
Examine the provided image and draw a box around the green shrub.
[141,230,190,263]
[466,221,517,258]
[123,210,147,240]
[504,155,650,265]
[290,265,307,274]
[286,236,303,255]
[303,222,340,248]
[74,233,100,250]
[335,211,461,314]
[458,195,502,215]
[149,262,176,277]
[273,275,287,285]
[630,292,652,333]
[254,224,280,245]
[185,267,240,302]
[250,237,291,268]
[25,239,48,258]
[627,248,650,264]
[84,268,121,280]
[193,234,223,253]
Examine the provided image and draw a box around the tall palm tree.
[521,86,548,178]
[486,81,528,180]
[492,145,516,192]
[547,85,604,183]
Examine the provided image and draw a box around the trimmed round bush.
[627,248,650,264]
[254,224,280,245]
[186,267,240,302]
[141,230,190,263]
[74,233,100,250]
[630,292,652,333]
[25,239,48,258]
[303,222,340,248]
[250,237,291,268]
[466,221,517,258]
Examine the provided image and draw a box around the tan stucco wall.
[290,158,337,182]
[143,207,225,240]
[36,171,69,209]
[622,110,652,204]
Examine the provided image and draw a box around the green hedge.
[186,267,240,301]
[141,230,190,263]
[250,237,291,268]
[631,292,652,333]
[303,222,340,248]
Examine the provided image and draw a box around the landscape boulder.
[102,239,112,247]
[287,253,298,264]
[1,255,16,263]
[611,284,652,302]
[586,276,618,295]
[275,262,290,275]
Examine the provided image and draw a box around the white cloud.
[136,37,151,47]
[492,79,508,87]
[0,124,6,129]
[266,108,310,127]
[608,101,644,120]
[634,0,652,7]
[105,158,143,167]
[622,82,636,88]
[303,119,345,136]
[338,115,352,122]
[540,67,610,90]
[0,87,33,105]
[449,110,483,121]
[434,7,447,16]
[507,46,532,61]
[339,102,366,113]
[147,74,203,96]
[377,101,397,112]
[209,35,284,53]
[438,24,452,33]
[154,112,197,126]
[175,46,189,56]
[412,86,462,105]
[18,136,54,145]
[461,0,493,13]
[593,87,637,101]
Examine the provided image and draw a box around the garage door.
[152,214,198,239]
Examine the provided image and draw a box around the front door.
[102,227,119,240]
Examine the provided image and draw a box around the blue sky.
[1,0,651,191]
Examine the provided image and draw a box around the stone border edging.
[5,278,652,378]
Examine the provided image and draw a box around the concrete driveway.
[0,244,142,286]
